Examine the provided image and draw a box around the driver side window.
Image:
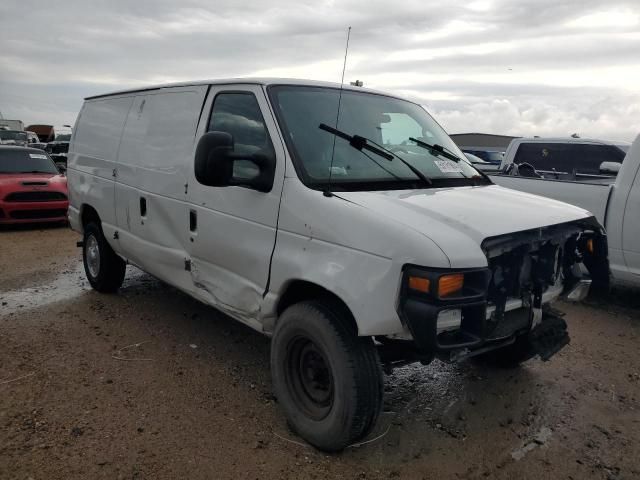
[208,92,275,180]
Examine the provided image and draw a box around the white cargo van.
[68,78,607,451]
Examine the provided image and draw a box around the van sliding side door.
[186,85,286,329]
[114,86,208,291]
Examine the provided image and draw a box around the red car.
[0,146,69,224]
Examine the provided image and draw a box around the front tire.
[82,222,126,293]
[270,301,383,452]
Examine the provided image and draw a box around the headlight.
[404,266,489,301]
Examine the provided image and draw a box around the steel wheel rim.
[286,336,334,421]
[86,234,100,278]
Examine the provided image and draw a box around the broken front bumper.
[397,295,570,364]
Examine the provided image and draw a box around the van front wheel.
[270,301,383,452]
[82,222,126,293]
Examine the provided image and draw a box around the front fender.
[264,229,403,336]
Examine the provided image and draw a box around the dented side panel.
[111,86,208,289]
[264,178,452,336]
[185,84,287,329]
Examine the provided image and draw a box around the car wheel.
[82,222,126,293]
[270,300,383,452]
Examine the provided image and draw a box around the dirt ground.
[1,225,639,480]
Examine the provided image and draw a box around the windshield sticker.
[29,153,48,159]
[434,160,463,173]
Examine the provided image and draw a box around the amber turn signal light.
[438,273,464,298]
[586,238,594,254]
[408,276,430,293]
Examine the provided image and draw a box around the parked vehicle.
[464,152,501,172]
[0,130,28,147]
[499,137,629,180]
[54,133,72,142]
[68,78,607,451]
[0,146,68,224]
[26,124,55,143]
[26,131,40,144]
[492,135,639,286]
[45,139,70,165]
[462,148,504,165]
[0,119,24,131]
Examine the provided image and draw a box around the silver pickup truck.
[491,135,639,287]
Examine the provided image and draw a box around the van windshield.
[268,85,485,190]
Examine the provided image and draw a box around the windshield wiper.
[409,137,462,162]
[410,137,493,184]
[319,123,432,186]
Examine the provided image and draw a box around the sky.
[0,0,638,142]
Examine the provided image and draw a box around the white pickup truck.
[492,135,639,287]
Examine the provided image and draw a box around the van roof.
[84,77,403,101]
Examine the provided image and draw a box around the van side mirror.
[599,161,621,175]
[55,162,67,175]
[194,131,275,192]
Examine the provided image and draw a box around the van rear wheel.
[270,301,383,452]
[82,222,126,293]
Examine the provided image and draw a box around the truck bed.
[490,174,612,225]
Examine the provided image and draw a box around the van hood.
[337,185,592,268]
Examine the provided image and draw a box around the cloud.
[0,0,638,141]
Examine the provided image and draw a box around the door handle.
[140,197,147,217]
[189,209,197,232]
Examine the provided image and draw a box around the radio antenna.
[324,26,351,197]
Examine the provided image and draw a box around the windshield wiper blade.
[410,137,493,184]
[409,137,461,162]
[319,123,432,186]
[320,123,393,160]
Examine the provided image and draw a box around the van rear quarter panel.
[68,96,134,230]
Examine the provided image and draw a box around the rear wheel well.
[276,280,359,334]
[81,204,100,229]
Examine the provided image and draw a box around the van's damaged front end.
[386,217,608,367]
